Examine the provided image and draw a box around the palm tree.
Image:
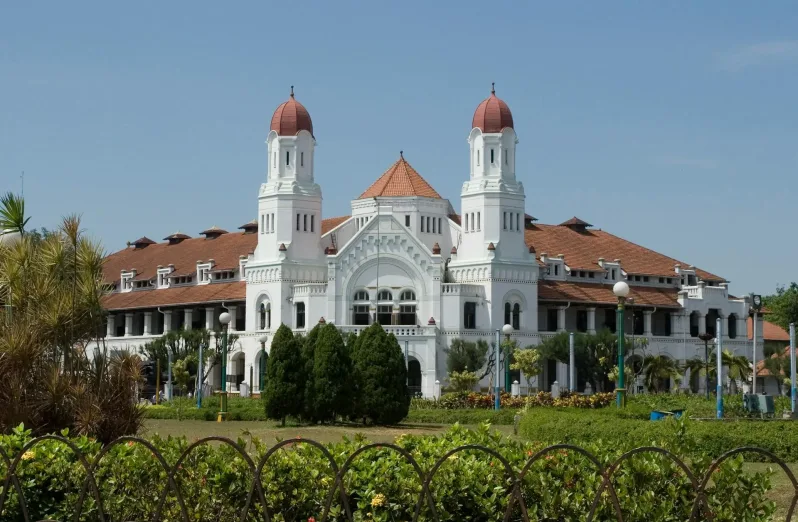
[0,204,143,441]
[684,358,705,394]
[722,350,751,394]
[0,192,30,236]
[641,355,681,393]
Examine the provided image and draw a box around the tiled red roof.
[270,88,313,137]
[748,318,791,342]
[538,280,681,308]
[472,85,514,133]
[525,223,723,282]
[756,345,794,376]
[103,232,257,284]
[321,216,349,235]
[359,154,442,199]
[103,281,245,311]
[560,217,592,228]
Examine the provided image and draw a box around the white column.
[124,313,133,337]
[557,307,567,332]
[228,305,238,331]
[643,310,653,337]
[163,310,172,333]
[670,311,681,336]
[586,307,596,334]
[144,312,152,336]
[205,307,215,330]
[107,315,115,337]
[698,312,706,336]
[184,309,193,330]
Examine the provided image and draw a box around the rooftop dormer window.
[213,270,236,281]
[133,279,153,289]
[120,271,135,293]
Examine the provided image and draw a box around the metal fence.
[1,435,796,521]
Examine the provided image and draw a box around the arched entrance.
[408,357,422,397]
[231,352,245,391]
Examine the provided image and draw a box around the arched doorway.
[231,352,245,391]
[408,357,422,397]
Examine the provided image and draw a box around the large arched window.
[353,290,370,325]
[504,302,511,326]
[728,314,738,339]
[259,302,271,330]
[399,289,417,325]
[296,302,306,329]
[512,303,521,330]
[376,290,393,325]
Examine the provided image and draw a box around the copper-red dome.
[472,84,514,133]
[270,87,314,137]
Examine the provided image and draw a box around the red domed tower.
[472,83,514,133]
[270,86,314,137]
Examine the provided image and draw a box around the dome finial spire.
[400,150,404,158]
[491,82,495,94]
[290,85,294,98]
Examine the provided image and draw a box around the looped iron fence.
[0,435,796,521]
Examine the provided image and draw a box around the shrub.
[350,323,409,424]
[412,391,615,410]
[310,324,353,422]
[0,423,779,521]
[0,211,143,442]
[263,325,304,425]
[519,407,798,462]
[448,370,478,392]
[300,323,323,420]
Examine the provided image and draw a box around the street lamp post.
[494,328,501,411]
[698,333,714,400]
[217,312,231,422]
[502,324,513,393]
[258,334,268,395]
[613,281,630,408]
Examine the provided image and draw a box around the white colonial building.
[97,87,762,398]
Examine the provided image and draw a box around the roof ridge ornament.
[491,82,495,95]
[290,85,294,98]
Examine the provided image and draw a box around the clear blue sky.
[2,2,796,296]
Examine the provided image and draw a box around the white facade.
[94,91,764,398]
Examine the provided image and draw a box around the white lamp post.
[218,312,231,421]
[613,281,630,408]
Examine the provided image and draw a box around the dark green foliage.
[263,324,304,424]
[520,398,798,462]
[310,324,353,422]
[763,282,798,331]
[444,338,488,374]
[300,323,323,420]
[406,408,518,425]
[351,323,409,424]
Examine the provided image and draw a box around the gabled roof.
[358,154,442,199]
[321,216,349,235]
[538,280,681,308]
[559,216,592,228]
[103,281,245,311]
[525,223,723,282]
[748,318,791,342]
[103,232,257,285]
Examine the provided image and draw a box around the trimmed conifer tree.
[263,324,304,426]
[311,323,353,423]
[301,322,323,421]
[351,323,409,424]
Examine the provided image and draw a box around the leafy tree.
[351,323,409,424]
[641,355,681,393]
[310,324,353,422]
[139,328,238,393]
[445,338,488,374]
[301,323,323,420]
[448,370,478,392]
[510,347,541,386]
[723,350,751,394]
[263,324,304,425]
[763,283,798,332]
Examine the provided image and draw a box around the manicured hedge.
[519,407,798,462]
[143,397,268,421]
[406,407,520,425]
[0,423,779,521]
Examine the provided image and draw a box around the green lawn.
[142,418,515,445]
[744,462,798,522]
